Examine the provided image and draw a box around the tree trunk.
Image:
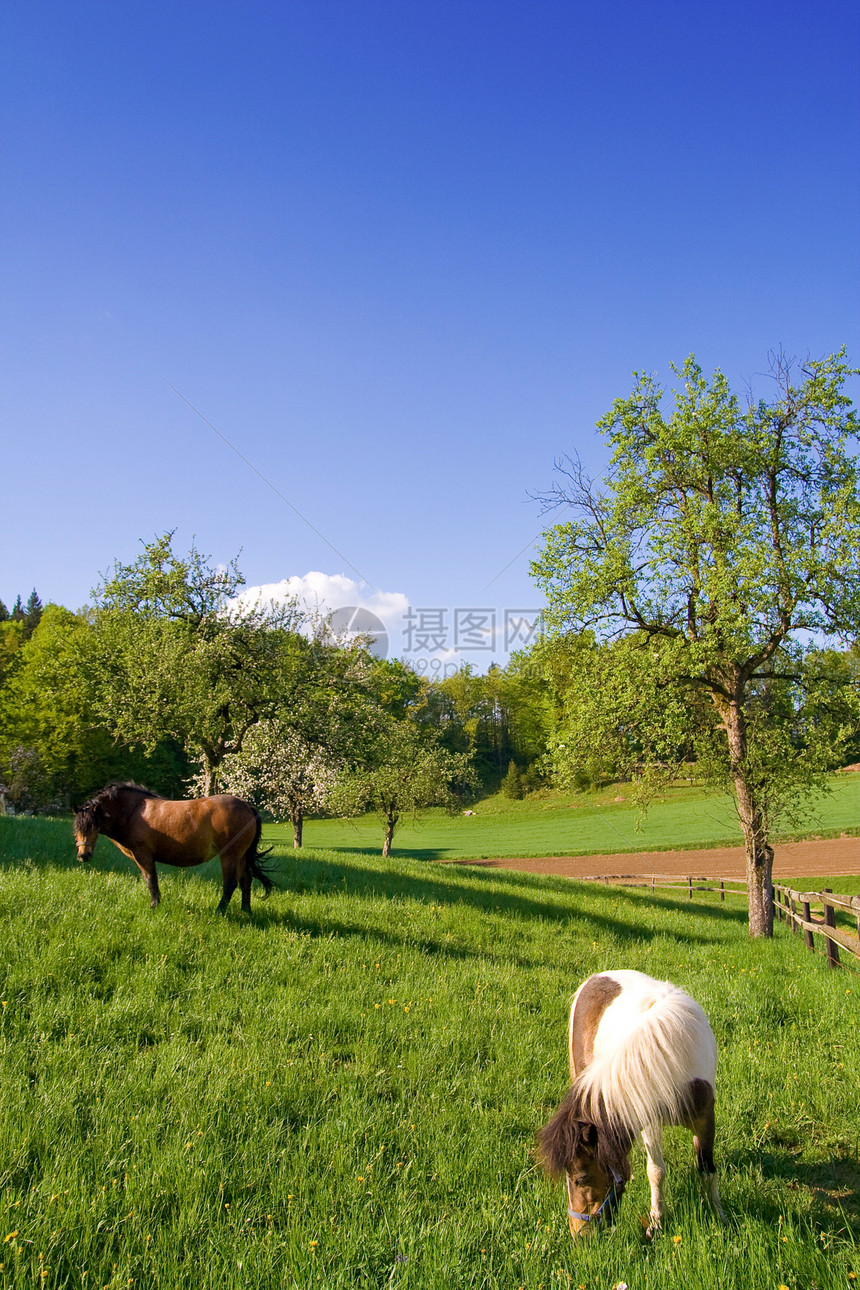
[734,774,774,937]
[382,813,397,857]
[724,696,774,937]
[292,808,303,849]
[201,760,217,797]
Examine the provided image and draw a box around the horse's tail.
[246,810,276,897]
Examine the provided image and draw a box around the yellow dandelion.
[3,1233,17,1244]
[310,1240,318,1247]
[673,1234,682,1244]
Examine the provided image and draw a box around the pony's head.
[536,1088,631,1237]
[73,800,103,861]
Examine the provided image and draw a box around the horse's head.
[73,801,102,861]
[537,1090,631,1237]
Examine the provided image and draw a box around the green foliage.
[533,350,860,934]
[0,605,190,809]
[500,759,523,800]
[433,661,552,787]
[330,718,477,855]
[88,534,306,793]
[0,816,857,1288]
[0,618,25,688]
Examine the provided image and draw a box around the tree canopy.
[88,534,306,794]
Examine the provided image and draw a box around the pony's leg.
[640,1126,666,1237]
[217,859,238,916]
[692,1101,725,1222]
[132,855,161,909]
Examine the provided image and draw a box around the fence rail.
[583,873,747,900]
[583,872,860,970]
[773,883,860,969]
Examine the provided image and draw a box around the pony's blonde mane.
[575,984,716,1136]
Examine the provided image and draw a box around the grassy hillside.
[269,774,860,860]
[0,816,857,1288]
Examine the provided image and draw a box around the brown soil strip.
[454,836,860,883]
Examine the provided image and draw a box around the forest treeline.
[4,529,860,848]
[0,536,554,851]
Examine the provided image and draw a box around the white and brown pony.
[537,970,725,1237]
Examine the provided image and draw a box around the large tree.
[532,351,860,936]
[88,534,306,794]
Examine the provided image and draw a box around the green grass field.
[270,774,860,860]
[0,815,858,1289]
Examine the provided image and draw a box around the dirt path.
[455,835,860,883]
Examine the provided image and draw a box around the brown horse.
[73,782,274,914]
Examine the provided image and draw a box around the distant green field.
[266,775,860,861]
[0,814,858,1289]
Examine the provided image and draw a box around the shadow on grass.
[729,1143,860,1235]
[233,851,728,953]
[597,882,751,926]
[1,820,731,956]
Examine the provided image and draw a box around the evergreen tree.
[0,600,8,622]
[23,589,43,638]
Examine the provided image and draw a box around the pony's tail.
[247,812,276,897]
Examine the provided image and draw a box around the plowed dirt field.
[455,836,860,882]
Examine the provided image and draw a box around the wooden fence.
[584,873,747,901]
[585,873,860,970]
[773,883,860,970]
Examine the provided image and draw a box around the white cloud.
[236,572,409,632]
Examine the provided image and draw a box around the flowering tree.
[215,721,339,847]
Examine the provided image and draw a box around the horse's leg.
[238,856,253,914]
[692,1100,725,1222]
[131,853,161,909]
[640,1125,666,1237]
[217,857,238,915]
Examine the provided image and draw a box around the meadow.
[269,774,860,860]
[0,814,858,1289]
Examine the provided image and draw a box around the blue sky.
[2,0,858,668]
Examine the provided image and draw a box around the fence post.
[720,880,725,902]
[801,899,814,951]
[688,876,693,900]
[823,889,841,969]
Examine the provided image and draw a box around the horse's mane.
[74,782,162,830]
[574,985,715,1138]
[537,1085,633,1182]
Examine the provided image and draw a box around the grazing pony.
[73,782,274,914]
[537,970,724,1237]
